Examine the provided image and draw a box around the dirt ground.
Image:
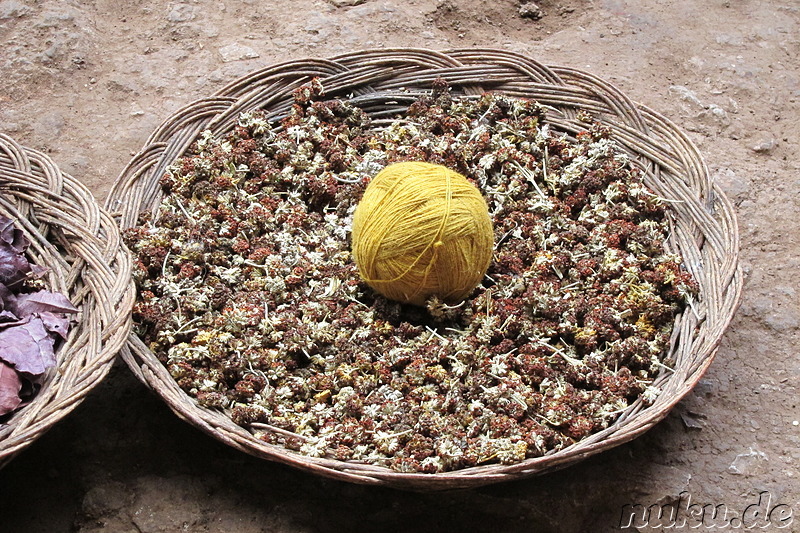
[0,0,798,531]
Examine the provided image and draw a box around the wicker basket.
[106,48,741,491]
[0,134,135,469]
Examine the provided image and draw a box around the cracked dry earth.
[0,1,798,532]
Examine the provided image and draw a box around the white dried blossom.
[642,385,661,405]
[489,355,509,377]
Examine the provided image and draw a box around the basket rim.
[105,47,742,490]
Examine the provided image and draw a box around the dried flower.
[124,80,697,473]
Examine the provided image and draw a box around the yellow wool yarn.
[351,161,494,306]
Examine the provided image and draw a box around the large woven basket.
[0,134,135,468]
[106,48,742,491]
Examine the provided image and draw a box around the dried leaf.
[14,290,78,317]
[0,360,23,416]
[39,311,71,340]
[0,282,10,312]
[0,216,32,287]
[0,310,19,323]
[29,264,50,278]
[0,215,30,253]
[0,217,74,417]
[0,241,31,287]
[0,317,56,375]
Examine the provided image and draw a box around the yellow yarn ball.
[351,161,494,306]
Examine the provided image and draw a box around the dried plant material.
[0,215,77,418]
[13,290,79,317]
[125,81,698,473]
[0,219,32,287]
[0,318,57,376]
[38,311,72,339]
[0,361,23,416]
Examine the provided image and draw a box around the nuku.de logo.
[619,491,793,529]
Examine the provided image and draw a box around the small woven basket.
[106,49,742,491]
[0,134,135,469]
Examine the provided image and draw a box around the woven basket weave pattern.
[0,133,135,469]
[106,49,741,490]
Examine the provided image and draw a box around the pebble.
[751,138,777,153]
[669,85,704,107]
[519,2,542,19]
[668,85,730,127]
[0,0,29,18]
[728,447,768,475]
[680,411,705,429]
[350,1,395,16]
[167,4,195,23]
[218,43,259,62]
[704,104,730,125]
[328,0,365,5]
